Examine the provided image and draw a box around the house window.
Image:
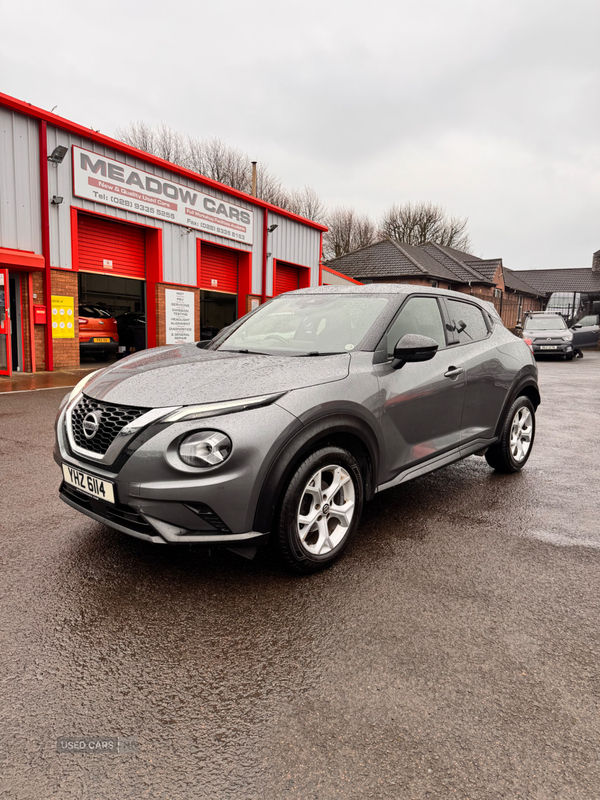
[493,288,502,298]
[430,280,439,288]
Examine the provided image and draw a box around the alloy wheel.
[297,464,356,556]
[510,407,533,463]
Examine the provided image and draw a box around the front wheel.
[565,353,574,361]
[274,446,364,574]
[485,396,536,473]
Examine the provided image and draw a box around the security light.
[48,145,68,164]
[51,196,63,205]
[267,224,278,234]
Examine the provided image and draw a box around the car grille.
[70,394,150,455]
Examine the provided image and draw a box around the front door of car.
[375,295,466,484]
[443,298,509,444]
[571,317,600,349]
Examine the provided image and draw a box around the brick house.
[326,240,545,329]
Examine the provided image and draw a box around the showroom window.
[446,299,489,344]
[386,296,446,357]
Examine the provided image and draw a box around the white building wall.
[266,211,321,295]
[0,108,41,254]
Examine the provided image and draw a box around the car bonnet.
[82,344,351,408]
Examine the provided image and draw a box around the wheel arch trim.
[252,413,380,533]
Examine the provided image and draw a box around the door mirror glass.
[392,334,439,368]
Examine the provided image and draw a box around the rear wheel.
[274,446,364,574]
[485,396,535,473]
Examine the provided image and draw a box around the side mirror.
[392,334,439,369]
[196,339,213,349]
[572,324,581,329]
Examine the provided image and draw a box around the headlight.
[179,431,232,468]
[68,369,102,402]
[562,334,573,341]
[162,392,283,423]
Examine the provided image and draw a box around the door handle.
[444,366,464,378]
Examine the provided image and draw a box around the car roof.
[289,282,496,311]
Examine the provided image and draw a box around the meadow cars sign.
[72,146,254,245]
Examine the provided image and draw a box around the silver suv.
[55,285,540,573]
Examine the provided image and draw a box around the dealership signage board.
[165,289,195,344]
[51,295,75,338]
[72,147,254,245]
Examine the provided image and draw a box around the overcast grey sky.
[2,0,599,269]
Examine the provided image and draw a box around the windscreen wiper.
[219,348,272,355]
[295,351,346,357]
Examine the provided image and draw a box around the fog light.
[179,431,232,468]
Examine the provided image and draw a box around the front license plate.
[539,345,558,350]
[93,337,111,343]
[62,464,115,503]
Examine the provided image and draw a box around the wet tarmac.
[1,353,599,799]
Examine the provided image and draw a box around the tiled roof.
[326,239,455,281]
[502,268,545,297]
[514,269,600,293]
[327,239,492,284]
[463,259,501,281]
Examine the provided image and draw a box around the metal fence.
[492,297,523,330]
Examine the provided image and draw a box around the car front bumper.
[531,342,573,355]
[54,397,301,546]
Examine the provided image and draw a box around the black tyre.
[274,446,364,574]
[565,353,574,361]
[485,396,536,473]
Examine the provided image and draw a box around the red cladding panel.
[200,244,238,294]
[77,214,146,279]
[275,264,299,295]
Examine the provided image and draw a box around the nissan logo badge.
[82,411,101,439]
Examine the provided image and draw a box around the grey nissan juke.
[55,285,540,573]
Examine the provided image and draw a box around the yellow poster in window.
[51,295,75,338]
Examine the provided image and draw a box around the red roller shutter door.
[77,214,146,279]
[275,264,300,295]
[200,244,238,294]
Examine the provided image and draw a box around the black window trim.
[441,296,493,347]
[375,292,452,363]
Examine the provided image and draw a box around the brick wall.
[50,270,79,369]
[32,272,46,371]
[246,295,261,313]
[155,283,200,348]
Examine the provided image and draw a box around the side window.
[386,296,446,357]
[446,299,489,344]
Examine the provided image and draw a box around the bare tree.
[117,120,156,154]
[115,122,321,216]
[379,202,471,251]
[323,207,378,260]
[285,187,327,223]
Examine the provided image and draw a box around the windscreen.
[218,294,390,356]
[79,306,113,319]
[524,316,567,331]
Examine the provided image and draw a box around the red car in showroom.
[78,305,119,361]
